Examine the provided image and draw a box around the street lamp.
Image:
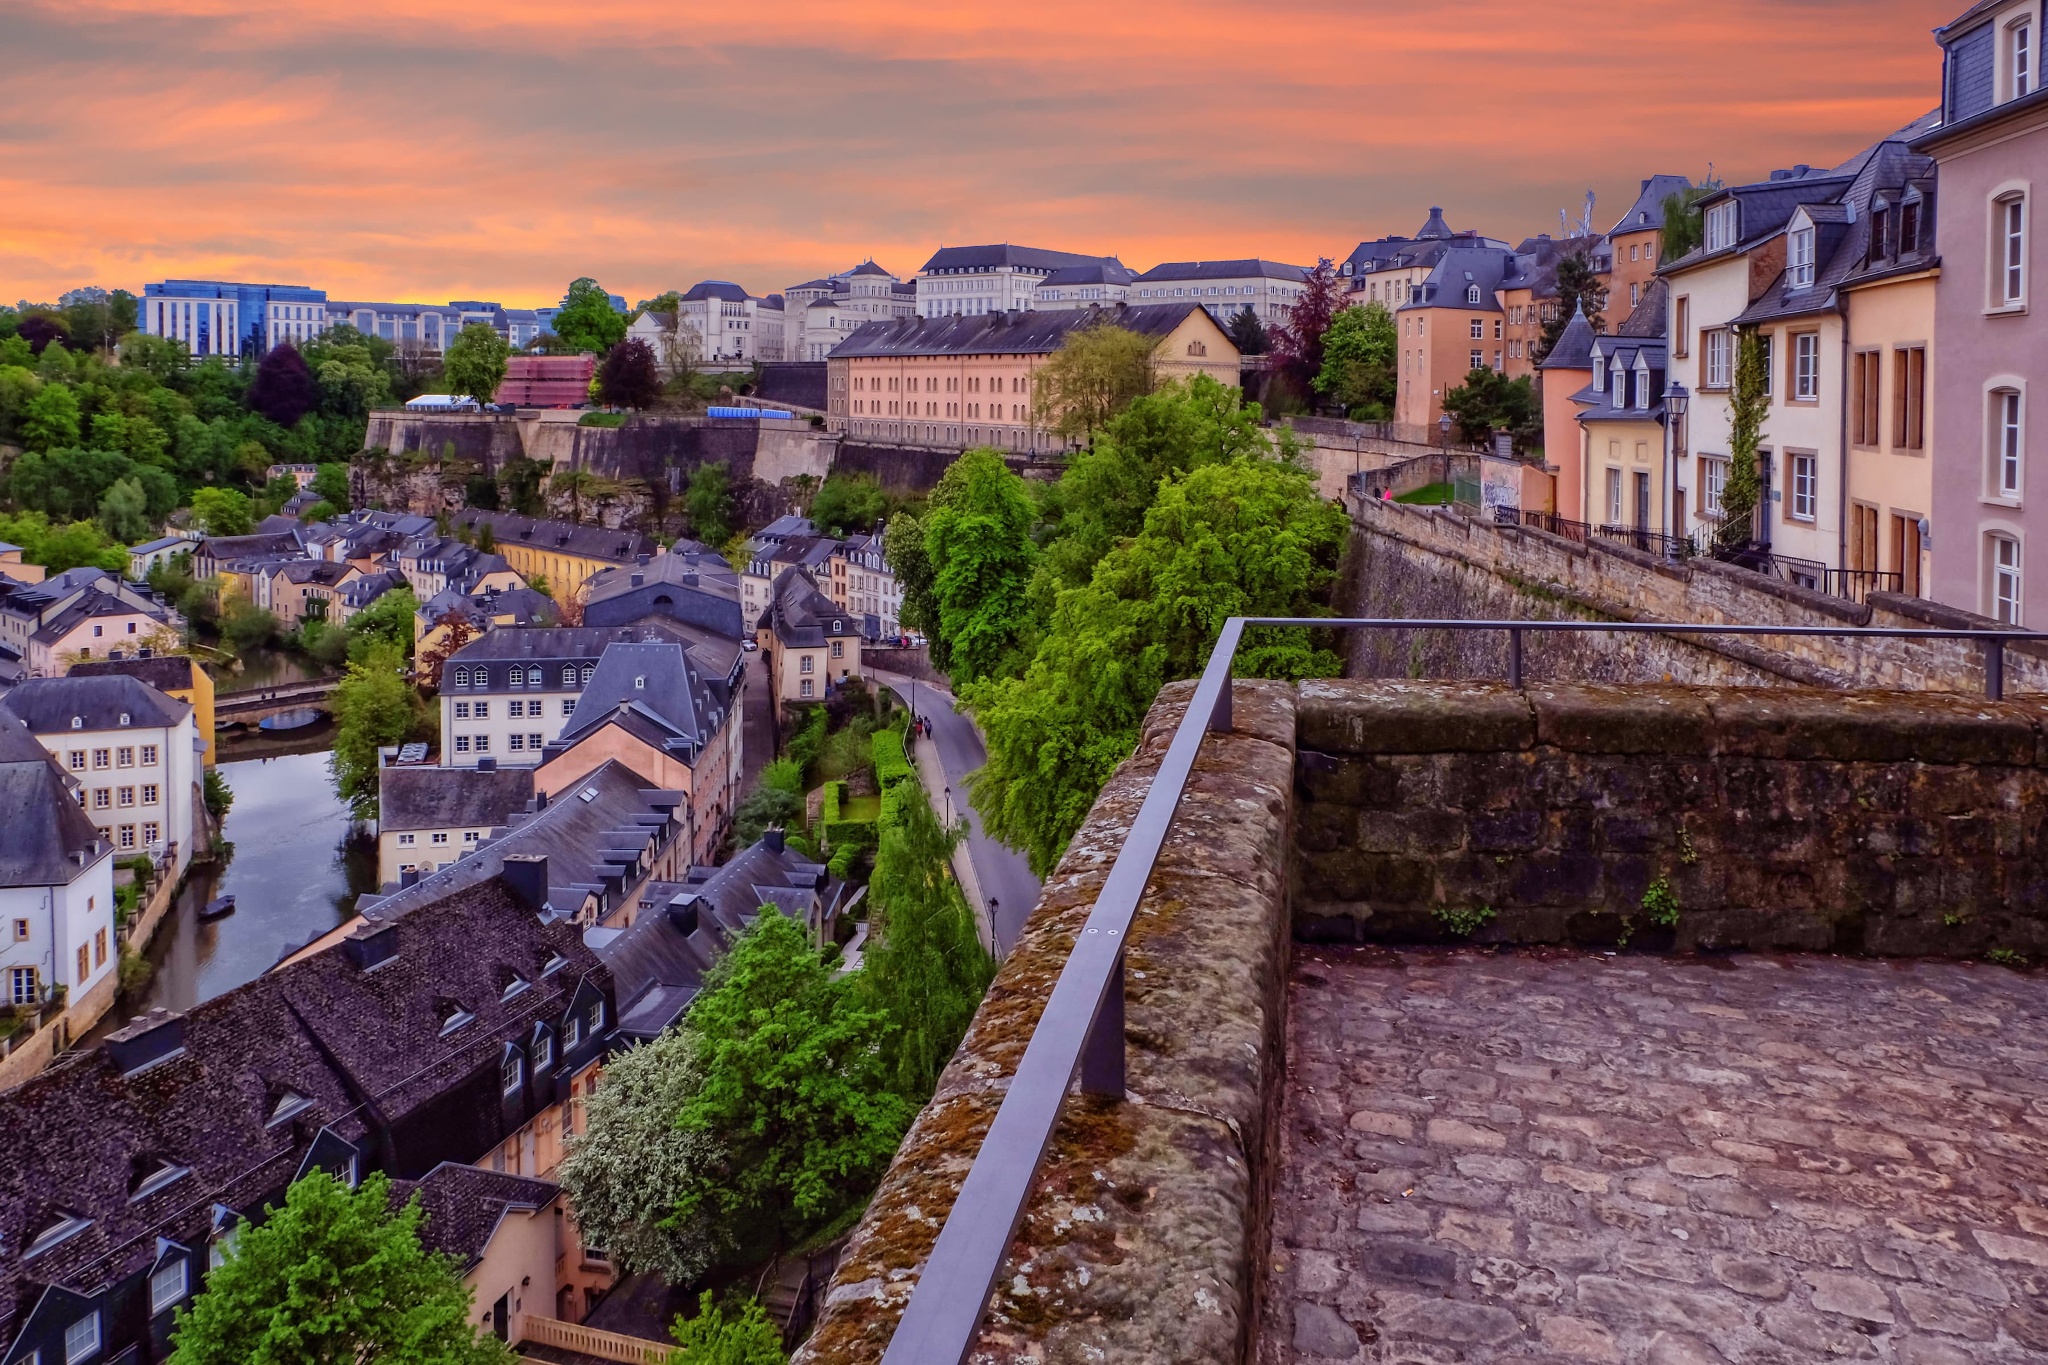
[1665,382,1689,537]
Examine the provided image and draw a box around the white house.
[0,720,117,1019]
[0,675,201,881]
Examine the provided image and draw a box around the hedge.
[872,727,913,789]
[820,779,877,856]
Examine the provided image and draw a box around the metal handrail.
[878,615,2048,1365]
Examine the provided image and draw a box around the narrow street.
[869,668,1040,956]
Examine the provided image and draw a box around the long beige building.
[825,302,1239,454]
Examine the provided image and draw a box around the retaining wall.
[1346,496,2048,695]
[1294,679,2048,959]
[795,679,1299,1365]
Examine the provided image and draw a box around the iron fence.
[877,614,2048,1365]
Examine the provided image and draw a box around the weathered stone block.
[1297,678,1534,754]
[1531,684,1718,755]
[1704,688,2040,765]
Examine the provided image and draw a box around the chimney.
[105,1008,186,1076]
[501,854,550,913]
[667,896,700,937]
[343,921,400,971]
[400,867,420,888]
[763,827,786,854]
[477,756,497,772]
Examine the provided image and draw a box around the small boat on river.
[198,895,236,921]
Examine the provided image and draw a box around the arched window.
[1466,284,1481,304]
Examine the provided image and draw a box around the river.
[94,749,376,1034]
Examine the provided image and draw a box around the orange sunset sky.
[2,0,1961,308]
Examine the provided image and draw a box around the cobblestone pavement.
[1261,947,2048,1364]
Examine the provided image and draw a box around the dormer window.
[1900,201,1922,255]
[118,713,130,726]
[532,1025,554,1074]
[150,1254,191,1314]
[541,951,568,977]
[501,1047,524,1096]
[634,675,646,690]
[70,718,82,730]
[1788,225,1816,289]
[1704,201,1738,252]
[130,1157,191,1201]
[268,1088,314,1126]
[438,1000,474,1035]
[1634,363,1652,410]
[1611,360,1626,408]
[26,1212,93,1259]
[1588,346,1605,392]
[1869,206,1889,263]
[2013,18,2034,101]
[502,973,530,1001]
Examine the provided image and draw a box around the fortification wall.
[1346,496,2048,695]
[1295,679,2048,958]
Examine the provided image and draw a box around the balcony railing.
[878,614,2048,1365]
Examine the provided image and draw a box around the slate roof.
[380,765,536,833]
[1733,113,1942,326]
[845,260,896,277]
[418,586,559,633]
[29,587,172,645]
[1616,278,1670,338]
[0,718,107,888]
[271,559,353,587]
[552,642,727,761]
[127,537,187,556]
[449,511,655,566]
[1039,262,1136,287]
[68,655,204,697]
[830,302,1213,359]
[1403,246,1517,313]
[0,674,189,734]
[918,244,1119,274]
[596,834,842,1038]
[0,877,609,1351]
[682,280,750,303]
[356,759,683,924]
[580,546,744,639]
[196,530,303,563]
[1134,259,1309,283]
[447,624,681,666]
[401,1164,558,1271]
[1538,312,1599,372]
[1606,175,1694,236]
[761,567,856,648]
[338,569,407,612]
[1416,206,1455,239]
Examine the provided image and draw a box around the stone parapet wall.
[1295,679,2048,959]
[795,680,1299,1365]
[1346,497,2048,695]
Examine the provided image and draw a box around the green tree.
[1313,302,1397,416]
[883,513,937,643]
[1660,180,1720,264]
[1533,250,1608,364]
[20,384,80,449]
[220,595,278,653]
[97,476,153,543]
[1439,368,1541,450]
[1717,327,1770,549]
[1031,324,1157,445]
[312,462,351,508]
[190,487,255,536]
[861,779,994,1096]
[1036,375,1272,596]
[344,586,420,663]
[302,328,393,421]
[556,1029,726,1283]
[966,457,1346,876]
[203,767,234,822]
[553,278,628,354]
[921,449,1038,684]
[330,642,425,818]
[807,473,890,536]
[685,462,733,546]
[443,323,511,406]
[167,1170,512,1365]
[500,456,548,515]
[1226,306,1269,356]
[668,1294,786,1365]
[676,910,912,1252]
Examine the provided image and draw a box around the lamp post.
[1438,412,1453,491]
[1665,382,1688,539]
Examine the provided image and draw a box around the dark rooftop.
[379,765,536,833]
[0,673,190,735]
[831,302,1215,360]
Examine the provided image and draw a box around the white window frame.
[2012,17,2034,100]
[1704,201,1738,252]
[1991,534,2023,624]
[1789,451,1819,522]
[2001,193,2028,306]
[502,1049,524,1096]
[64,1311,100,1365]
[1606,468,1624,523]
[1793,333,1820,401]
[1788,226,1816,289]
[150,1258,189,1314]
[1704,330,1731,389]
[1701,456,1729,516]
[1994,386,2025,499]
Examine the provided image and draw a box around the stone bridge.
[214,677,339,728]
[797,673,2048,1365]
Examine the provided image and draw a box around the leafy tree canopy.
[676,911,912,1252]
[553,278,628,354]
[686,462,734,546]
[190,486,255,536]
[1533,250,1608,365]
[882,513,937,642]
[669,1293,786,1365]
[1314,301,1398,417]
[1272,257,1344,394]
[167,1170,512,1365]
[443,323,511,407]
[329,641,428,819]
[1030,324,1156,445]
[807,472,891,537]
[247,344,318,428]
[1226,305,1269,356]
[921,449,1038,685]
[965,456,1346,875]
[1440,368,1540,450]
[598,337,662,409]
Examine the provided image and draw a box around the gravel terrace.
[1261,946,2048,1364]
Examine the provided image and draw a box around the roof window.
[438,999,475,1035]
[130,1157,192,1201]
[25,1212,93,1259]
[542,951,569,976]
[267,1088,314,1126]
[501,973,531,1001]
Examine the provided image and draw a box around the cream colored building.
[827,302,1239,454]
[784,262,916,361]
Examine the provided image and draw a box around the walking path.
[869,668,1040,957]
